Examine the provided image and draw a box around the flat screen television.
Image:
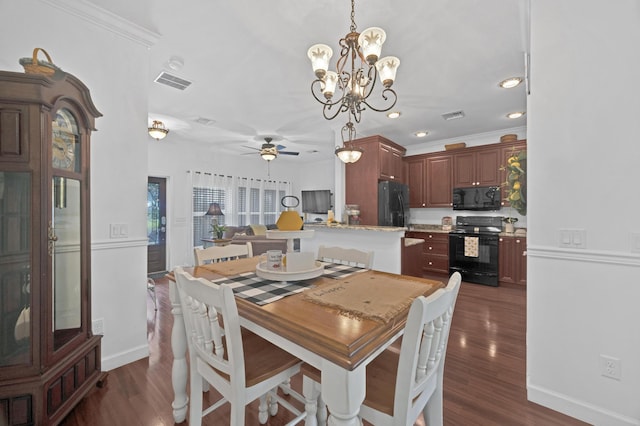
[301,190,332,214]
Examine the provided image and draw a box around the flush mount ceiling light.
[506,111,526,119]
[307,0,400,124]
[387,111,401,119]
[335,119,364,163]
[148,120,169,140]
[414,131,428,138]
[499,77,523,89]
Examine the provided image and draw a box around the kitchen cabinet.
[405,154,453,208]
[406,231,449,274]
[453,147,501,188]
[346,135,406,225]
[499,235,527,284]
[426,154,453,207]
[0,70,102,425]
[379,143,404,182]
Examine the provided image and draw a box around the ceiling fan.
[243,137,300,161]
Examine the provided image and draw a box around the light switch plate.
[559,229,572,247]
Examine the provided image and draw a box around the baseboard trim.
[101,344,149,372]
[527,381,639,426]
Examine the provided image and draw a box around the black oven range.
[449,216,502,286]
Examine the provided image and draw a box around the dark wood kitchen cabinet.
[0,70,102,425]
[453,147,501,188]
[406,231,449,274]
[499,235,527,284]
[346,135,406,225]
[405,153,453,208]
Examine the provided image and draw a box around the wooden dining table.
[167,258,444,425]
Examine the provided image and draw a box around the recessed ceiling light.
[414,131,428,138]
[499,77,522,89]
[506,111,526,119]
[387,111,401,119]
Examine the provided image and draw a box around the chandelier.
[307,0,400,123]
[335,119,363,163]
[148,120,169,140]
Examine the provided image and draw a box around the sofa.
[223,224,289,255]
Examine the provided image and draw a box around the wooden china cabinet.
[0,70,102,425]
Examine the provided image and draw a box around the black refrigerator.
[378,181,410,227]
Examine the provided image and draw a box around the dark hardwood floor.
[60,275,589,426]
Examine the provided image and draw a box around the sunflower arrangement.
[501,149,527,216]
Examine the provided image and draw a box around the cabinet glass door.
[51,108,83,351]
[0,172,32,367]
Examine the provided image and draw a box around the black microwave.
[452,186,502,211]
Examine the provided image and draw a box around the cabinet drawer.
[422,254,449,274]
[423,240,448,256]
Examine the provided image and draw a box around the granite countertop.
[304,223,407,232]
[407,224,452,233]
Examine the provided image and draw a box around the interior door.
[147,177,167,274]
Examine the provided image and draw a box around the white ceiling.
[93,0,529,162]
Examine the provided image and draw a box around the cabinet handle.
[428,247,433,250]
[499,238,503,242]
[516,239,520,243]
[428,262,433,265]
[428,235,432,238]
[390,175,395,179]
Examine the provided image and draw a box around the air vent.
[154,71,192,90]
[194,117,216,126]
[442,110,465,121]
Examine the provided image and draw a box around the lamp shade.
[205,202,224,216]
[148,120,169,140]
[307,44,333,79]
[358,27,386,65]
[335,146,364,163]
[375,56,400,88]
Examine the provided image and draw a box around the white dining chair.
[147,277,157,311]
[301,271,462,426]
[316,245,373,268]
[193,243,250,266]
[173,267,306,425]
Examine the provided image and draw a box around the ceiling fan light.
[148,120,169,140]
[261,152,276,161]
[335,146,363,163]
[375,56,400,88]
[358,27,386,65]
[307,44,333,79]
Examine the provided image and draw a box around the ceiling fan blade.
[276,144,286,151]
[242,145,260,151]
[278,151,299,156]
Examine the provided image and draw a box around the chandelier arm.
[323,100,351,121]
[360,88,398,113]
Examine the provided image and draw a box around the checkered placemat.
[208,262,366,305]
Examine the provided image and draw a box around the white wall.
[527,2,640,425]
[0,0,156,370]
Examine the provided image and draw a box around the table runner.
[303,271,439,323]
[200,256,261,276]
[207,262,366,305]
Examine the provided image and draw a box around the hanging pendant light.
[148,120,169,140]
[335,120,363,163]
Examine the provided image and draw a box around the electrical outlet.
[599,355,621,380]
[92,318,105,335]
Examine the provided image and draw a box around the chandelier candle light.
[307,0,400,124]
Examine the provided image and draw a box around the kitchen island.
[300,223,407,273]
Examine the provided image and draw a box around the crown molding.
[40,0,160,48]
